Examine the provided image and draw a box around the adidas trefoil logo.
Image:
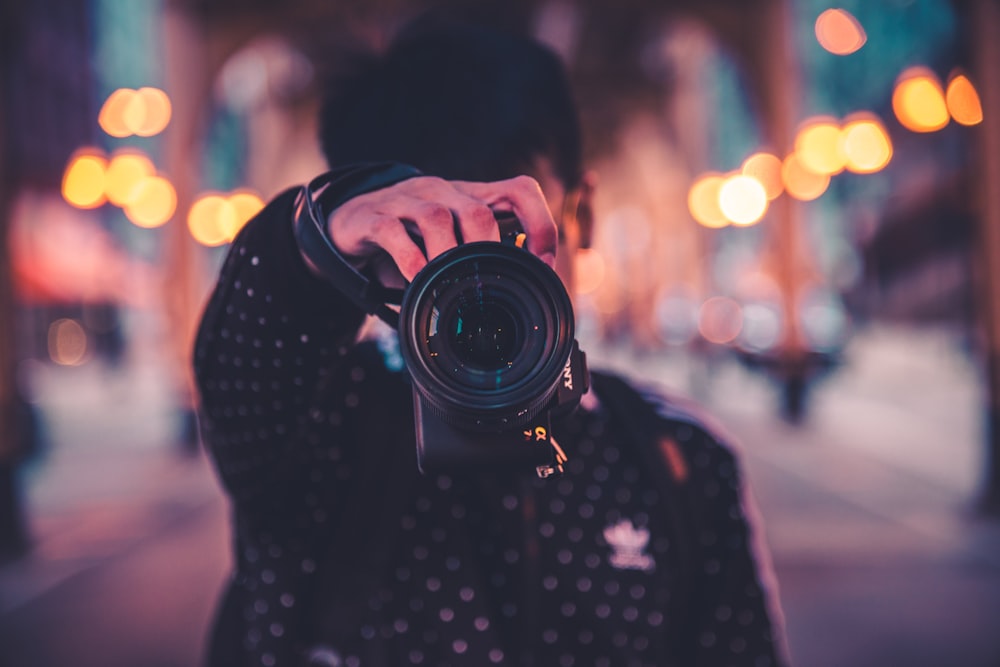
[603,518,655,572]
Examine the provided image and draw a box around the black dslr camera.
[293,168,588,477]
[397,220,589,477]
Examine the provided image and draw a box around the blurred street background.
[2,0,1000,665]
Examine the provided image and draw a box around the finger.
[367,215,428,282]
[454,175,558,266]
[391,177,500,244]
[369,196,457,260]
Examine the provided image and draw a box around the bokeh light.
[62,150,108,209]
[188,190,266,246]
[128,87,172,137]
[48,319,88,366]
[699,296,743,345]
[227,191,266,239]
[124,176,177,228]
[814,8,866,55]
[105,150,156,206]
[719,174,768,226]
[892,67,949,133]
[794,117,847,175]
[188,194,235,247]
[781,153,830,201]
[945,73,983,126]
[98,88,136,138]
[841,113,893,174]
[741,152,784,200]
[98,87,172,138]
[688,173,729,228]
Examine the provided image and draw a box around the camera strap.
[292,162,423,328]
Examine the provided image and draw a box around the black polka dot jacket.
[193,179,789,667]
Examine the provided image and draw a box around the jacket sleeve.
[192,185,369,509]
[685,432,789,667]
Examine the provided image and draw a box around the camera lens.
[399,242,575,432]
[451,301,519,371]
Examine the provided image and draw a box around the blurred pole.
[758,0,809,421]
[160,7,213,450]
[0,51,28,559]
[972,0,1000,513]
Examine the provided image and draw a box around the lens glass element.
[450,300,519,371]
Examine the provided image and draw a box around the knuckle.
[460,203,495,228]
[419,202,453,224]
[370,215,398,239]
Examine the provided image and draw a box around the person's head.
[318,13,594,290]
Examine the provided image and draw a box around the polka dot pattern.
[194,199,784,666]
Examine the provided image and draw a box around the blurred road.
[1,324,999,667]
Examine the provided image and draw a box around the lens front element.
[399,242,575,432]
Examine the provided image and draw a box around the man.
[194,15,786,667]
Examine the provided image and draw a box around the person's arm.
[192,187,369,508]
[193,166,560,508]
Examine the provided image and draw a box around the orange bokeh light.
[794,117,846,175]
[892,67,949,133]
[841,113,893,174]
[124,176,177,228]
[719,175,768,226]
[741,152,784,200]
[98,89,136,138]
[227,191,266,240]
[946,73,983,126]
[688,173,729,229]
[815,9,866,55]
[105,150,156,206]
[781,153,830,202]
[188,194,235,247]
[62,150,108,209]
[98,87,172,138]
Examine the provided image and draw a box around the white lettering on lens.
[562,361,573,391]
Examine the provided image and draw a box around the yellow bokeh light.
[719,175,768,226]
[128,87,172,137]
[946,73,983,126]
[62,150,108,209]
[688,173,729,228]
[781,153,830,201]
[189,194,236,247]
[841,113,893,174]
[892,67,949,133]
[48,318,88,366]
[741,152,784,200]
[815,9,866,55]
[227,191,266,241]
[124,176,177,228]
[98,88,137,138]
[794,118,846,175]
[105,150,156,206]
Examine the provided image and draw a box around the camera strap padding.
[293,162,424,327]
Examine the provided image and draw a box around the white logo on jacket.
[603,518,655,572]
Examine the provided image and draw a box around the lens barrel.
[398,242,575,432]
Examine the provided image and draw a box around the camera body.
[398,240,589,477]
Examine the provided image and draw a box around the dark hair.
[318,15,583,190]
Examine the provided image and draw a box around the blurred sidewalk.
[1,324,999,667]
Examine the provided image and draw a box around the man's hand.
[326,175,558,287]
